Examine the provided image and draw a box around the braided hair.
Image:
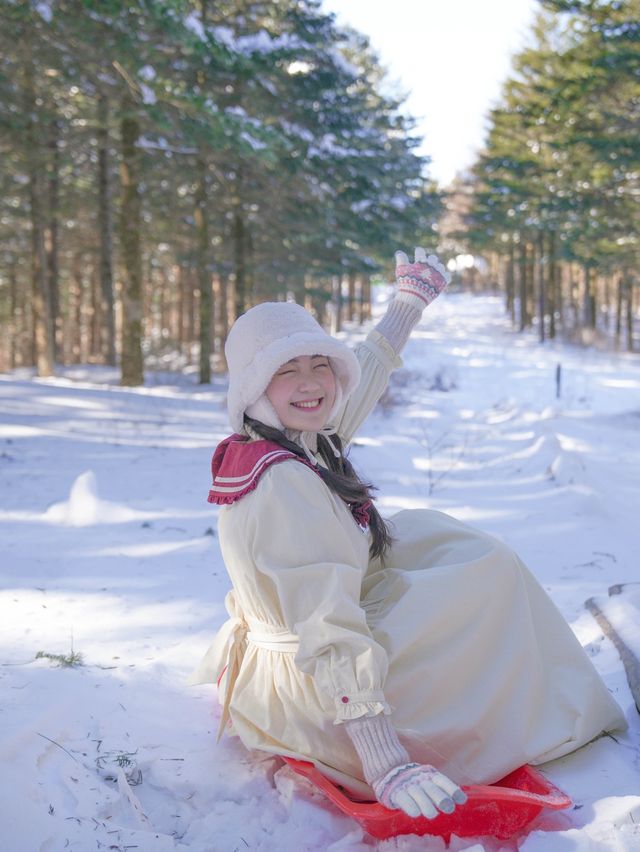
[244,415,394,562]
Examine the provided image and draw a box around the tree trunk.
[625,277,634,353]
[517,241,529,331]
[313,292,326,327]
[9,263,26,367]
[69,252,83,363]
[506,240,515,324]
[168,264,179,344]
[46,111,61,362]
[159,265,171,341]
[615,274,623,348]
[584,264,596,329]
[245,224,255,305]
[178,264,195,358]
[569,263,580,336]
[24,47,55,376]
[356,275,365,324]
[489,251,500,294]
[185,266,196,358]
[548,232,557,339]
[233,207,246,318]
[119,96,144,386]
[226,271,237,332]
[537,231,545,343]
[90,264,101,358]
[526,241,535,327]
[195,152,212,384]
[362,276,372,322]
[603,275,611,331]
[213,273,229,371]
[8,260,18,370]
[97,91,116,366]
[177,265,186,351]
[347,273,356,321]
[332,274,343,333]
[303,275,314,314]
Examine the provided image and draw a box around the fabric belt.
[216,617,300,741]
[247,628,300,653]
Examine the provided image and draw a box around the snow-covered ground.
[1,292,639,852]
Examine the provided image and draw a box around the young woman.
[192,249,626,820]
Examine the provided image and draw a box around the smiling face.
[265,354,337,432]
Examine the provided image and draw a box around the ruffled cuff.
[332,689,392,724]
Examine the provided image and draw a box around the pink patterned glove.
[373,761,467,820]
[395,247,451,311]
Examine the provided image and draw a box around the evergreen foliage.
[456,0,639,349]
[0,0,440,381]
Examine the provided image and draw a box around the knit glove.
[374,247,451,355]
[373,761,467,819]
[344,714,466,819]
[394,247,451,311]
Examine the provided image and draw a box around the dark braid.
[244,416,394,562]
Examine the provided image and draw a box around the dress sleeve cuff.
[332,690,392,724]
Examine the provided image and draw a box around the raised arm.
[334,330,402,445]
[335,248,451,445]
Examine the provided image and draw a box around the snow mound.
[44,470,140,526]
[547,449,587,486]
[522,818,640,850]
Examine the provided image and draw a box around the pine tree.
[461,1,639,349]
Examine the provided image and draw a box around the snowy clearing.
[1,292,639,851]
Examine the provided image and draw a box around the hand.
[394,247,451,311]
[373,761,467,819]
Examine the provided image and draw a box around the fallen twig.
[585,597,640,714]
[36,732,78,762]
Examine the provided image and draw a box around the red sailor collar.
[207,433,371,528]
[207,433,316,505]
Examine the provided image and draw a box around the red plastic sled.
[282,757,572,842]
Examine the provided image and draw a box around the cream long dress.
[193,330,627,798]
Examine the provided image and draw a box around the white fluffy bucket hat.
[225,301,361,433]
